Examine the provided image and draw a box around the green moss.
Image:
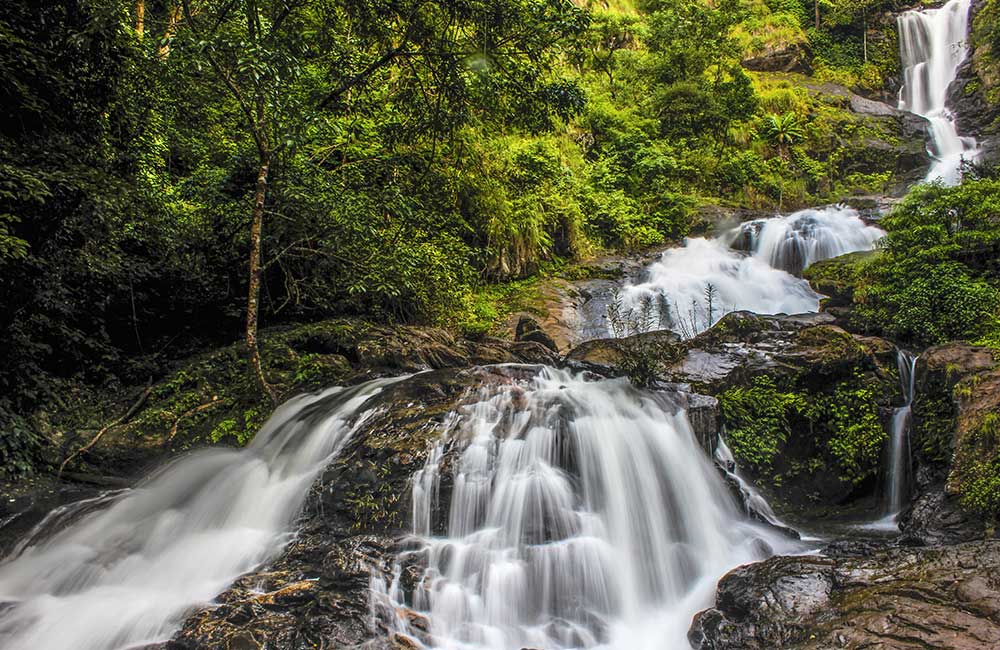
[720,376,806,474]
[953,413,1000,518]
[912,390,957,466]
[813,375,887,485]
[721,370,888,488]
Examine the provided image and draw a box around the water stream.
[898,0,979,184]
[0,378,406,650]
[884,350,918,518]
[583,205,883,339]
[373,366,798,650]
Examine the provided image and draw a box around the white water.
[0,377,404,650]
[374,366,798,650]
[884,350,918,518]
[615,206,883,338]
[898,0,979,185]
[714,438,787,531]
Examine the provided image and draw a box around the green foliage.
[0,0,937,476]
[722,370,887,486]
[812,375,886,484]
[762,112,805,150]
[0,410,42,479]
[853,179,1000,347]
[955,414,1000,518]
[720,376,805,474]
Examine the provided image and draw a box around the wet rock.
[949,0,1000,164]
[900,342,999,543]
[666,312,898,508]
[689,556,835,650]
[691,541,1000,650]
[515,315,559,352]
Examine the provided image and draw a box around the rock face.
[901,342,1000,544]
[690,540,1000,650]
[567,312,900,509]
[514,314,559,352]
[742,42,812,74]
[949,0,1000,164]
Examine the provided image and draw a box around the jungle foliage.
[0,0,944,476]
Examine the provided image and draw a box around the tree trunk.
[247,152,275,402]
[815,0,820,30]
[158,4,183,59]
[136,0,145,38]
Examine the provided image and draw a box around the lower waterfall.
[0,377,406,650]
[373,365,797,650]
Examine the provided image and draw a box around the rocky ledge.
[690,540,1000,650]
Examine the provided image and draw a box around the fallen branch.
[168,398,222,441]
[58,383,154,475]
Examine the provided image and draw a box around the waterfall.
[884,350,918,518]
[609,206,883,338]
[714,438,787,531]
[0,377,405,650]
[374,366,798,650]
[730,206,885,276]
[898,0,979,185]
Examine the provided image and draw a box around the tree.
[173,0,587,398]
[762,112,805,159]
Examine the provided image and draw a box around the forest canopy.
[0,0,954,474]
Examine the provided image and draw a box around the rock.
[742,42,812,75]
[567,312,900,510]
[684,391,721,454]
[803,250,879,326]
[514,315,559,352]
[690,541,1000,650]
[900,342,1000,543]
[689,556,836,650]
[949,0,1000,163]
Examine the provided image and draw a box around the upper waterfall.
[898,0,979,185]
[598,206,883,339]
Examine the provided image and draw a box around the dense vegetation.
[0,0,983,481]
[805,170,1000,348]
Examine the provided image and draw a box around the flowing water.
[884,350,918,519]
[0,377,406,650]
[373,366,798,650]
[714,438,787,532]
[898,0,979,185]
[599,206,883,338]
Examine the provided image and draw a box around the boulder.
[742,43,812,75]
[514,314,559,352]
[690,541,1000,650]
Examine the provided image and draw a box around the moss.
[811,375,887,485]
[721,369,888,489]
[803,250,877,306]
[720,376,806,475]
[952,413,1000,519]
[796,325,866,366]
[912,390,958,467]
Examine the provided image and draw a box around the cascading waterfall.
[714,438,787,531]
[898,0,979,185]
[374,365,798,650]
[730,206,886,276]
[612,206,883,338]
[884,350,918,518]
[0,377,405,650]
